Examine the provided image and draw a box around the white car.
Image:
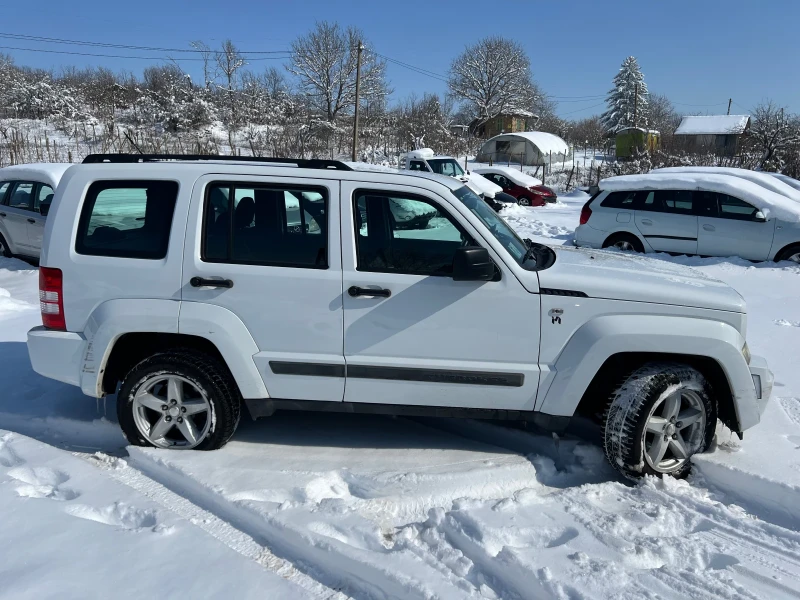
[653,166,800,203]
[575,172,800,263]
[769,172,800,192]
[0,163,71,259]
[400,148,502,200]
[27,154,771,479]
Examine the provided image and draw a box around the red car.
[473,167,557,206]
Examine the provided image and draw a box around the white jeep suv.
[27,154,772,478]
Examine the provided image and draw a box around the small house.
[471,111,539,139]
[674,115,751,156]
[476,132,571,167]
[615,127,661,159]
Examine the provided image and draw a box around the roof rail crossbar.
[82,153,353,171]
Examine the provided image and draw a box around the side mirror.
[39,203,51,217]
[754,211,766,222]
[452,247,495,281]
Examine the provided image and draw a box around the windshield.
[427,158,465,177]
[453,186,550,271]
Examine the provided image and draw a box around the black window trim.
[75,179,180,260]
[636,189,695,215]
[200,180,330,270]
[352,187,478,277]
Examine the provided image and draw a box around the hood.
[537,246,746,313]
[463,172,502,198]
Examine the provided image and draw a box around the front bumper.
[27,326,86,387]
[748,354,773,417]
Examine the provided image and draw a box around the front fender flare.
[536,314,759,430]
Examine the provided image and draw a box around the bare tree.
[215,40,247,149]
[448,36,538,124]
[748,100,800,170]
[288,21,388,122]
[568,115,606,148]
[647,93,680,145]
[190,40,214,89]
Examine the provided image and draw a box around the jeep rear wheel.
[117,349,241,450]
[603,363,716,479]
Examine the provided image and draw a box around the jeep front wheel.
[603,363,716,479]
[117,349,241,450]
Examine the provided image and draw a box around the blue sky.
[3,0,798,120]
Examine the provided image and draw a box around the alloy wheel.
[642,389,707,473]
[614,240,635,251]
[132,375,212,449]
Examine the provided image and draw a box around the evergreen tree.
[601,56,648,132]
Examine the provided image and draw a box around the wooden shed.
[674,115,751,156]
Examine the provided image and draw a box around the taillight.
[579,201,593,225]
[39,267,65,330]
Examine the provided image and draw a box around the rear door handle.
[190,277,234,288]
[702,224,715,231]
[640,218,653,226]
[348,286,391,298]
[27,218,36,224]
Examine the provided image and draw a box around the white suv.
[575,172,800,263]
[27,154,772,478]
[0,163,71,259]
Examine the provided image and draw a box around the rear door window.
[640,190,694,214]
[7,182,34,211]
[75,181,179,259]
[35,184,54,213]
[202,183,327,268]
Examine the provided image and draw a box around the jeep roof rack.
[82,153,353,171]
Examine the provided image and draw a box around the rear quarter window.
[600,190,640,208]
[75,180,179,259]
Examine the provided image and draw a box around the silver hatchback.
[0,164,71,260]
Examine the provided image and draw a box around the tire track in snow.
[75,451,348,600]
[125,448,485,600]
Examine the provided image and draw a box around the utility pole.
[727,98,732,115]
[633,82,638,128]
[351,40,364,162]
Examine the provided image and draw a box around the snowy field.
[2,193,800,599]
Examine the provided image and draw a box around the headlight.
[742,342,751,365]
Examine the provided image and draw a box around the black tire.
[775,243,800,264]
[0,233,12,258]
[117,349,241,450]
[602,363,716,480]
[517,196,531,207]
[602,233,644,253]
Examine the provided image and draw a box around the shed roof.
[488,131,570,156]
[674,115,750,136]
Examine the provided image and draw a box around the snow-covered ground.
[2,194,800,599]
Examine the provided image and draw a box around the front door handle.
[348,286,391,298]
[27,218,36,224]
[640,218,653,226]
[190,277,234,288]
[702,224,715,231]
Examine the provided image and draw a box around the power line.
[374,52,449,83]
[0,44,290,61]
[0,32,289,55]
[672,101,727,107]
[558,101,606,116]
